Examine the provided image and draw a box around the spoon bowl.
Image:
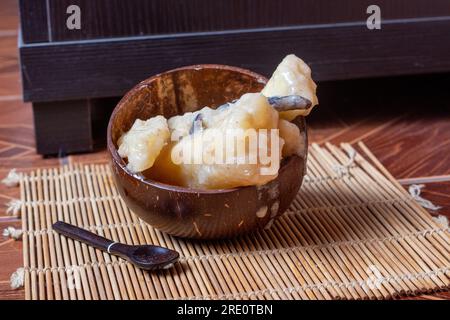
[127,245,180,270]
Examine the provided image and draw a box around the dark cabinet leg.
[33,99,94,155]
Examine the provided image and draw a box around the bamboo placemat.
[18,142,449,300]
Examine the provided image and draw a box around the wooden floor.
[0,1,449,300]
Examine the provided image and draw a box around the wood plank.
[0,100,33,126]
[0,0,19,31]
[20,17,450,102]
[18,0,49,43]
[0,126,34,149]
[0,282,23,300]
[0,36,21,97]
[362,113,450,179]
[399,175,450,185]
[307,74,450,179]
[0,146,29,158]
[0,220,24,300]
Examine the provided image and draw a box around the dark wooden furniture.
[18,0,450,155]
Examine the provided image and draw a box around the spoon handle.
[52,221,114,252]
[268,95,312,111]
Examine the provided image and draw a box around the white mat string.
[6,199,22,217]
[1,169,21,187]
[408,184,442,211]
[332,148,356,177]
[10,268,24,289]
[3,227,23,240]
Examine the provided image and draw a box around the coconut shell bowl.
[107,65,308,239]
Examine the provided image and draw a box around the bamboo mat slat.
[19,143,450,300]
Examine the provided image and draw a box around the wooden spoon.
[189,95,312,133]
[218,95,312,111]
[52,221,180,270]
[267,95,312,111]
